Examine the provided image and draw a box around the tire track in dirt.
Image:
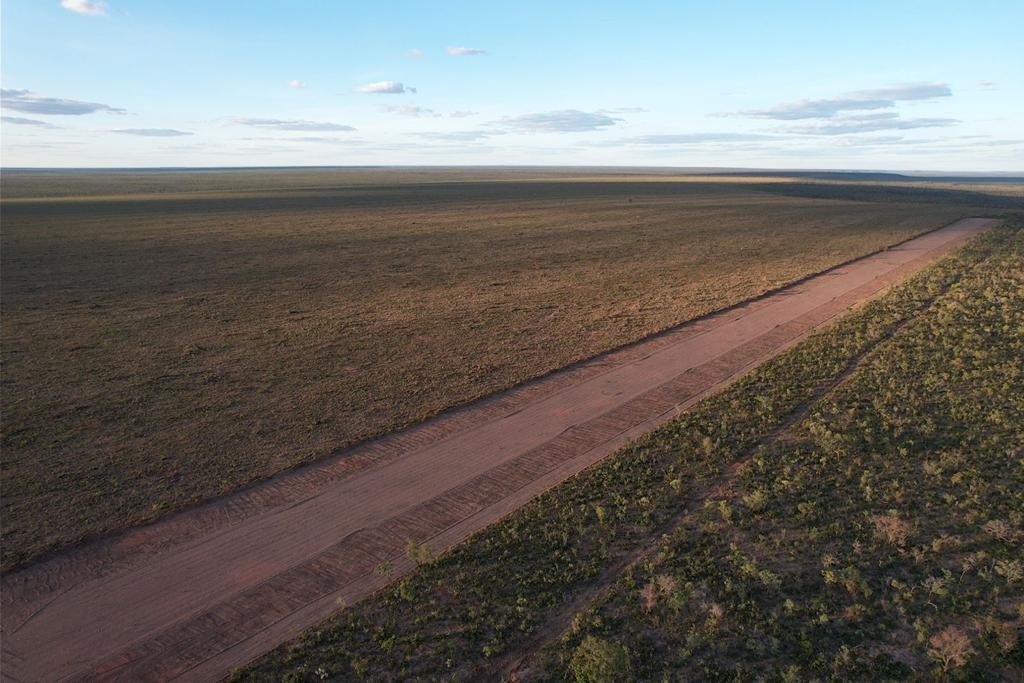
[0,218,996,682]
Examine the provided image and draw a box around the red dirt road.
[0,218,996,682]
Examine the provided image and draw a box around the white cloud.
[449,110,478,118]
[597,107,648,114]
[354,81,411,94]
[447,47,487,56]
[406,49,424,59]
[735,83,952,120]
[837,112,901,122]
[739,97,891,120]
[110,128,193,137]
[582,132,777,149]
[2,115,58,128]
[232,117,356,131]
[6,142,74,149]
[787,117,960,135]
[1,88,126,115]
[289,136,364,145]
[417,131,492,141]
[287,80,305,89]
[626,133,774,144]
[60,0,106,16]
[497,110,622,133]
[382,105,436,117]
[851,83,952,101]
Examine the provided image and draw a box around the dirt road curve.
[0,218,996,682]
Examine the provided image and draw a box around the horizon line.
[1,164,1022,179]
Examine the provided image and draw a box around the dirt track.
[0,218,995,682]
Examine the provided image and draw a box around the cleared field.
[0,169,1014,569]
[237,222,1023,682]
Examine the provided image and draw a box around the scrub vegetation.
[236,218,1022,681]
[5,169,1011,569]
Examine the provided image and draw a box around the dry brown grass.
[0,169,994,569]
[872,513,913,546]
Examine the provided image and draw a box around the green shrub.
[569,636,632,683]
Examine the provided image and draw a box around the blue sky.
[2,1,1022,170]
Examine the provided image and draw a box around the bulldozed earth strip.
[0,218,996,682]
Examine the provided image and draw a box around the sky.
[2,0,1022,171]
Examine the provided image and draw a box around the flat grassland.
[0,169,1018,569]
[239,222,1023,682]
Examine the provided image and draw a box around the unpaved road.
[0,218,996,682]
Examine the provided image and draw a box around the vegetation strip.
[526,224,1023,681]
[238,223,1017,681]
[493,255,973,680]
